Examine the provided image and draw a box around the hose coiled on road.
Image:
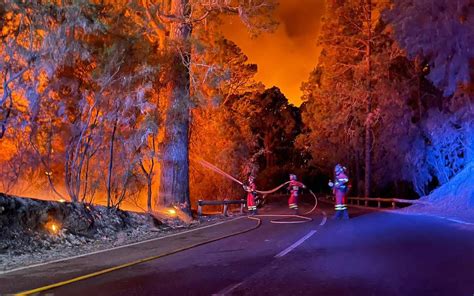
[260,189,318,224]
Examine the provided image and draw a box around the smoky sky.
[222,0,325,105]
[279,0,324,39]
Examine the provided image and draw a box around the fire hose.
[197,159,319,224]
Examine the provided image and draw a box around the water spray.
[195,158,319,223]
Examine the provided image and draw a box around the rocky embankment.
[0,194,226,271]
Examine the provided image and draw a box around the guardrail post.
[392,201,396,209]
[198,200,203,217]
[223,203,228,216]
[240,200,245,214]
[377,201,381,208]
[365,200,368,206]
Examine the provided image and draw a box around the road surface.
[1,201,473,295]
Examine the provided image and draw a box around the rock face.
[0,194,161,257]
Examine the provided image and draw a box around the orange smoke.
[222,0,325,106]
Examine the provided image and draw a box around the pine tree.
[386,0,473,194]
[130,0,277,214]
[386,0,474,95]
[299,0,425,197]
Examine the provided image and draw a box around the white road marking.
[212,282,244,296]
[274,230,317,258]
[388,211,474,226]
[0,216,246,275]
[320,211,327,226]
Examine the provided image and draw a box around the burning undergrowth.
[0,193,224,271]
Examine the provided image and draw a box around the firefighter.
[243,175,258,215]
[288,174,306,214]
[328,164,350,220]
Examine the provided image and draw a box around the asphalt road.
[2,201,474,296]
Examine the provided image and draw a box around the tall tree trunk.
[147,178,152,212]
[82,153,91,203]
[106,118,118,208]
[65,141,78,202]
[364,0,373,198]
[141,160,154,213]
[158,0,192,214]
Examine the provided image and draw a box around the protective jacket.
[244,181,257,211]
[330,171,350,219]
[288,180,305,210]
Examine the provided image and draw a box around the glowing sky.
[222,0,326,106]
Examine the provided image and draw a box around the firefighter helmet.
[289,174,297,180]
[335,164,346,175]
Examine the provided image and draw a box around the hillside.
[402,163,474,224]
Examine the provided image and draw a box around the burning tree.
[0,1,106,198]
[129,0,277,215]
[0,2,160,209]
[57,4,160,208]
[0,1,278,216]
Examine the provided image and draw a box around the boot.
[342,209,349,220]
[333,210,343,220]
[253,209,258,215]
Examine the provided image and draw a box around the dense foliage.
[0,0,471,214]
[298,0,473,197]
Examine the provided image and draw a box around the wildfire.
[45,221,61,235]
[168,208,177,215]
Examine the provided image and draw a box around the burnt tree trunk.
[106,118,118,208]
[158,0,192,214]
[140,159,154,213]
[147,178,152,212]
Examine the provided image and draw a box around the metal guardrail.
[197,195,428,216]
[322,195,429,209]
[197,199,246,216]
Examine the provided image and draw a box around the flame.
[58,199,66,203]
[167,209,177,215]
[45,221,61,235]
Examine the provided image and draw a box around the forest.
[0,0,472,217]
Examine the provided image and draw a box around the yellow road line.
[16,218,262,296]
[2,216,246,276]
